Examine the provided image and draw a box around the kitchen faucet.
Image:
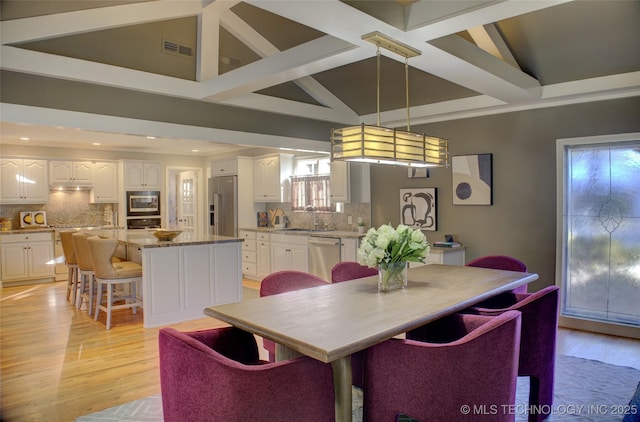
[304,205,318,230]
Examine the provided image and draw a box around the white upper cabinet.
[122,161,162,190]
[0,159,49,204]
[49,160,93,185]
[90,162,118,203]
[253,154,293,202]
[211,159,237,176]
[330,161,350,203]
[330,162,370,203]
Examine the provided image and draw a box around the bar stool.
[60,231,79,305]
[72,232,98,313]
[88,237,143,330]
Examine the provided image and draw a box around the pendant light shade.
[331,32,449,168]
[331,124,448,168]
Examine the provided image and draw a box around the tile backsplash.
[265,202,372,232]
[0,191,115,228]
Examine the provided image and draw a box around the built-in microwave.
[126,191,160,216]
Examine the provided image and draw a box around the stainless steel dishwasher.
[308,236,341,281]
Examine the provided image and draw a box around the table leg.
[275,343,304,361]
[331,355,352,422]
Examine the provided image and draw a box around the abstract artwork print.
[452,154,493,205]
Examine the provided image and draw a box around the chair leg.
[86,275,94,316]
[66,267,74,302]
[76,273,86,310]
[106,283,113,330]
[528,375,553,422]
[131,282,137,315]
[94,282,102,321]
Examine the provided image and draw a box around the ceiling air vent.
[162,39,193,58]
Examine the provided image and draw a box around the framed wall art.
[407,167,429,179]
[400,187,437,231]
[452,153,493,205]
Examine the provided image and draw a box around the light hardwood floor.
[1,280,639,422]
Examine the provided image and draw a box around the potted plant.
[357,220,366,234]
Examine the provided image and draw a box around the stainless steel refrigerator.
[208,175,237,237]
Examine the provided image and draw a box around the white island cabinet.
[98,230,242,328]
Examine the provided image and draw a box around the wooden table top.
[204,264,538,363]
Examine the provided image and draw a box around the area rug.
[76,354,640,421]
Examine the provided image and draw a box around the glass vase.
[378,261,408,292]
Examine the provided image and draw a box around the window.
[291,157,334,212]
[558,133,640,329]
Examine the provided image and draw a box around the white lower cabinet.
[239,230,257,278]
[256,233,271,280]
[409,247,466,267]
[270,234,308,273]
[340,237,358,262]
[1,232,55,285]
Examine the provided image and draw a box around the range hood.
[49,183,93,191]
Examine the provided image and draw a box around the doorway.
[166,167,204,235]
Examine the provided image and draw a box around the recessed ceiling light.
[191,149,199,152]
[92,142,101,146]
[146,136,156,140]
[20,137,30,141]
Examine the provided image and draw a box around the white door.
[177,171,196,233]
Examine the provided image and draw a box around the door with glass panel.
[561,139,640,327]
[178,171,196,233]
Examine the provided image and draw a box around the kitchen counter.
[90,230,243,328]
[94,229,242,248]
[240,227,365,239]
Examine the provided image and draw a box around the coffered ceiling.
[1,0,639,155]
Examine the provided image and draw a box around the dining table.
[204,263,538,421]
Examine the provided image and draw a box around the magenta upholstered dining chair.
[159,326,335,422]
[366,311,522,422]
[259,270,329,362]
[468,285,560,422]
[466,255,529,293]
[331,261,378,283]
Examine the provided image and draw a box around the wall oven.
[126,191,160,216]
[127,217,162,230]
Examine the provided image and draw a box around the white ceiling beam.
[1,46,202,99]
[220,11,358,118]
[425,34,540,102]
[406,0,573,38]
[0,0,204,44]
[467,23,520,69]
[370,71,640,127]
[218,93,360,125]
[0,103,330,152]
[200,35,360,101]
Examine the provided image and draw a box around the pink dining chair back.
[366,311,522,422]
[259,270,328,361]
[331,261,378,283]
[466,255,528,293]
[470,285,560,422]
[158,326,335,422]
[259,270,328,296]
[466,255,527,272]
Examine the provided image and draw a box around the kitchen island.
[96,230,243,328]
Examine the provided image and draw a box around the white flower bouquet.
[357,223,430,291]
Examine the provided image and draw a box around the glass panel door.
[178,171,196,233]
[563,140,640,326]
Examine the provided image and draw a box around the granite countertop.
[240,227,365,239]
[98,229,242,248]
[0,225,125,235]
